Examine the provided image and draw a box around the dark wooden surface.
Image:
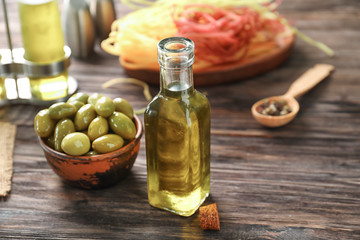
[1,0,360,239]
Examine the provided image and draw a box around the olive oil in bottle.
[144,37,210,217]
[0,55,5,101]
[18,0,68,101]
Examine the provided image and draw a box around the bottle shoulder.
[145,90,209,115]
[194,89,209,101]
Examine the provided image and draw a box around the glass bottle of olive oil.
[18,0,68,101]
[144,37,210,217]
[0,55,5,101]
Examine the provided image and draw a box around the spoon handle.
[284,64,335,98]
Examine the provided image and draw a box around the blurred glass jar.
[89,0,116,40]
[62,0,95,59]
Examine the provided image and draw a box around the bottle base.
[148,188,210,217]
[29,72,69,101]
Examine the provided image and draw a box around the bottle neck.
[160,65,194,95]
[157,37,195,96]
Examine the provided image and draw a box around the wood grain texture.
[1,0,360,239]
[0,122,16,197]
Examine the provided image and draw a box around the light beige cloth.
[0,122,17,197]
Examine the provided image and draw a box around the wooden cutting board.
[124,35,295,86]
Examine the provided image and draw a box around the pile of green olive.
[34,93,136,156]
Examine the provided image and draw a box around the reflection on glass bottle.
[0,77,5,101]
[144,37,211,217]
[18,0,68,101]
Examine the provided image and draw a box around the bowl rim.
[39,114,143,162]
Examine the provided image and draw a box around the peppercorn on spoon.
[251,64,335,127]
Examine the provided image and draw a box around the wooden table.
[1,0,359,239]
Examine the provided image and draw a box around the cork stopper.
[199,203,220,230]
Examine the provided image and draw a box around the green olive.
[74,104,97,130]
[67,92,89,104]
[48,102,77,120]
[113,97,134,119]
[34,109,56,137]
[67,100,84,111]
[54,118,75,152]
[61,132,90,156]
[95,96,115,118]
[88,116,109,141]
[109,112,136,140]
[92,134,124,154]
[84,150,99,156]
[46,134,55,149]
[88,93,103,106]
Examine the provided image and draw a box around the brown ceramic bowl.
[39,115,143,189]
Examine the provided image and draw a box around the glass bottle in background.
[144,37,211,217]
[18,0,68,101]
[0,54,5,101]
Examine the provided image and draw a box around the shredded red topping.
[173,4,286,65]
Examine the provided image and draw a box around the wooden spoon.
[251,64,335,127]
